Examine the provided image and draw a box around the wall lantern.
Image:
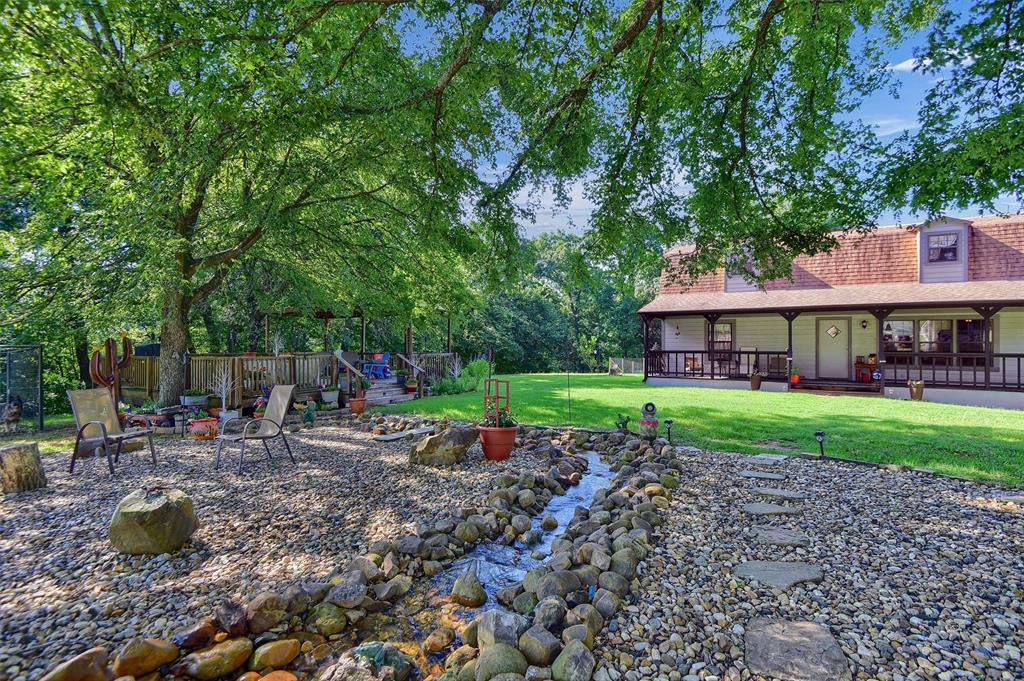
[860,319,869,330]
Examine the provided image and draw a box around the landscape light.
[814,430,826,456]
[664,418,674,441]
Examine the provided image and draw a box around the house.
[638,215,1024,409]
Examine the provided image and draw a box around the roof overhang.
[638,281,1024,317]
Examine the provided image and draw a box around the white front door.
[817,319,850,380]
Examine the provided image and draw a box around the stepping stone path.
[730,462,852,677]
[747,454,789,464]
[745,618,852,681]
[753,525,810,547]
[751,487,809,501]
[741,502,803,516]
[738,470,786,481]
[735,561,824,589]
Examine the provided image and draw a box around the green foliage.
[183,388,209,397]
[464,359,491,379]
[483,409,518,429]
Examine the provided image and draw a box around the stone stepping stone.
[744,618,851,681]
[748,454,789,465]
[753,525,810,547]
[735,561,823,589]
[741,503,803,516]
[739,470,786,481]
[372,427,434,442]
[751,487,808,501]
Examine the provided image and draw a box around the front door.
[817,319,850,380]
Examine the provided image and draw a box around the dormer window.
[927,233,959,262]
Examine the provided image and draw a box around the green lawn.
[381,373,1024,485]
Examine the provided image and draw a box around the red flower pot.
[479,426,517,461]
[789,375,801,386]
[349,397,367,415]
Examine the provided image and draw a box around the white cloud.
[886,57,933,73]
[870,116,920,137]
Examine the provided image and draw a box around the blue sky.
[514,2,1019,236]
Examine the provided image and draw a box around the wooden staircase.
[364,377,417,407]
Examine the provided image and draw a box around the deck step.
[366,393,417,406]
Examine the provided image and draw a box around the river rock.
[518,626,561,666]
[592,588,621,618]
[112,637,179,676]
[541,515,558,530]
[446,645,479,670]
[215,600,248,637]
[0,442,47,493]
[560,625,593,649]
[410,427,480,466]
[327,579,369,609]
[108,487,198,555]
[566,604,603,636]
[608,549,637,579]
[248,638,301,669]
[478,610,529,648]
[475,643,528,681]
[551,640,594,681]
[39,647,109,681]
[349,642,413,681]
[534,571,581,600]
[451,569,487,607]
[246,592,289,634]
[423,627,456,654]
[171,619,216,649]
[308,602,348,635]
[511,515,533,534]
[455,521,481,543]
[533,597,568,632]
[744,618,852,681]
[178,638,253,680]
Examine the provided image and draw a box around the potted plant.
[395,369,410,387]
[789,364,801,386]
[406,378,419,394]
[750,370,766,391]
[907,379,925,401]
[188,410,218,440]
[349,377,370,415]
[180,388,210,407]
[321,383,340,404]
[480,408,518,461]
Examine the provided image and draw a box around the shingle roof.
[639,280,1024,316]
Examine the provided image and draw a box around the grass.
[381,373,1024,486]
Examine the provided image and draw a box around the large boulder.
[112,638,179,676]
[39,647,109,681]
[518,625,561,666]
[108,487,198,555]
[410,427,480,466]
[551,640,595,681]
[176,638,253,681]
[534,571,581,600]
[245,592,289,634]
[475,643,528,681]
[477,610,528,648]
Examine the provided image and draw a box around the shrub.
[464,359,490,379]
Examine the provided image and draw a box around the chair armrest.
[253,417,283,437]
[77,420,109,441]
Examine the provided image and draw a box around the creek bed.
[330,451,614,674]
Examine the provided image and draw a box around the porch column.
[779,311,801,390]
[641,316,650,381]
[973,306,1003,389]
[703,313,721,379]
[869,308,895,394]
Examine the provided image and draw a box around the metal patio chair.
[68,388,157,475]
[215,384,296,473]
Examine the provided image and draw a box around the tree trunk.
[0,442,47,493]
[73,324,92,388]
[159,291,192,404]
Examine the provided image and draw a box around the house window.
[927,233,959,262]
[957,319,986,367]
[918,319,953,365]
[883,320,914,365]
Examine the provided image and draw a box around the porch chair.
[68,388,157,475]
[215,384,296,473]
[364,352,392,379]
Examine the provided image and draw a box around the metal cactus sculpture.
[90,334,133,406]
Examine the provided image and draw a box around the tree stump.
[0,442,48,493]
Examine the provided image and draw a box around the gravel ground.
[0,423,548,679]
[594,451,1024,681]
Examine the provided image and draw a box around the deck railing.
[413,352,456,380]
[646,350,789,380]
[886,352,1023,391]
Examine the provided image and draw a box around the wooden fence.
[122,352,343,407]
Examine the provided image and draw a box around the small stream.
[331,451,615,673]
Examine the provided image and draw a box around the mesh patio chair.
[68,388,157,475]
[215,384,296,473]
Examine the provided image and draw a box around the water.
[330,451,615,674]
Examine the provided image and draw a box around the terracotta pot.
[349,397,367,415]
[479,426,517,461]
[750,375,763,391]
[406,385,418,394]
[189,417,218,440]
[789,375,801,386]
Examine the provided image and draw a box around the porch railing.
[886,352,1023,391]
[646,350,789,380]
[413,352,456,380]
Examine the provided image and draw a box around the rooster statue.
[0,395,24,433]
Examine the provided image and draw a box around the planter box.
[219,409,240,424]
[321,390,340,403]
[479,426,517,461]
[188,417,218,440]
[180,394,210,407]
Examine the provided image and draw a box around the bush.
[464,359,490,379]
